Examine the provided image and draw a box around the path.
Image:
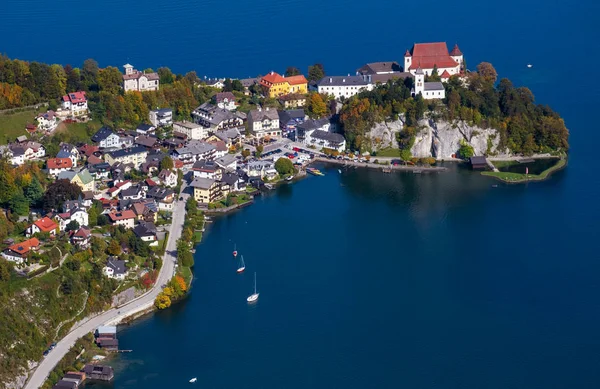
[24,184,189,389]
[312,157,447,172]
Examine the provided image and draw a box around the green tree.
[0,258,12,281]
[158,67,174,84]
[285,67,301,77]
[308,63,325,82]
[97,66,122,94]
[159,156,174,171]
[231,79,244,92]
[458,141,475,159]
[65,220,80,232]
[275,157,294,175]
[24,177,44,206]
[241,149,250,159]
[97,214,108,226]
[9,189,29,216]
[305,92,328,119]
[255,144,264,158]
[223,78,233,92]
[82,59,99,90]
[400,149,412,162]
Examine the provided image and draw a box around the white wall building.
[247,108,280,139]
[36,111,58,131]
[316,76,373,100]
[122,64,160,92]
[61,91,88,117]
[149,108,173,127]
[92,127,121,149]
[413,68,446,100]
[173,121,209,140]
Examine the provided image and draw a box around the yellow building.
[190,177,223,204]
[259,72,308,98]
[70,169,95,192]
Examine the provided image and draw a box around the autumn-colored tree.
[107,240,121,256]
[477,62,498,85]
[305,93,327,119]
[241,149,250,159]
[174,275,187,293]
[154,292,171,309]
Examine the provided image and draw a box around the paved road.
[25,186,189,389]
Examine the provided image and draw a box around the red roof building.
[62,91,87,104]
[26,217,58,237]
[47,157,73,170]
[404,42,464,76]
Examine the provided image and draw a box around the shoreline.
[311,157,447,172]
[481,158,567,183]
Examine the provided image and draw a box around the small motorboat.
[285,175,293,181]
[492,184,498,188]
[264,183,274,190]
[527,64,533,68]
[338,169,342,174]
[189,378,197,383]
[307,168,324,176]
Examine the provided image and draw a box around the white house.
[215,154,238,171]
[149,108,173,127]
[56,143,79,167]
[55,207,89,232]
[413,68,446,100]
[158,169,177,188]
[47,158,74,178]
[192,160,222,179]
[316,76,373,100]
[133,222,158,247]
[245,160,275,178]
[61,91,88,117]
[191,103,244,131]
[214,92,237,110]
[91,127,121,149]
[26,217,58,237]
[404,42,464,77]
[171,140,216,165]
[36,111,58,131]
[173,121,208,140]
[295,118,330,145]
[107,210,136,229]
[1,238,40,265]
[247,108,280,139]
[306,130,346,152]
[103,258,128,280]
[122,64,160,92]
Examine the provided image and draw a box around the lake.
[3,0,600,386]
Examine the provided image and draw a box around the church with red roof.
[404,42,464,78]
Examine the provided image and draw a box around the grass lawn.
[179,266,193,287]
[53,119,102,142]
[374,148,402,157]
[0,107,46,144]
[490,160,519,169]
[482,159,566,183]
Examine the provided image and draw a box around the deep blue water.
[4,0,600,387]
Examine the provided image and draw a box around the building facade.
[173,121,209,140]
[61,91,88,117]
[122,64,160,92]
[247,108,280,138]
[316,76,373,99]
[404,42,464,77]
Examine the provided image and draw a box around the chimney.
[329,77,332,83]
[343,79,346,83]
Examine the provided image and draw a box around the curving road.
[24,187,189,389]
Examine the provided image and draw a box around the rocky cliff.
[366,118,511,159]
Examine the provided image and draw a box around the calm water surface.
[3,0,600,387]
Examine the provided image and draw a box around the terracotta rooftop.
[108,210,136,221]
[47,158,73,169]
[7,238,40,255]
[32,217,58,232]
[285,75,308,85]
[62,91,86,104]
[409,42,459,70]
[260,72,287,85]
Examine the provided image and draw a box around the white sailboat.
[237,255,246,273]
[247,272,259,302]
[189,377,197,383]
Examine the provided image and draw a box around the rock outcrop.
[366,118,511,159]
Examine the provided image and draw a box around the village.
[0,42,468,389]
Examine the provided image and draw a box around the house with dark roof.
[146,186,175,211]
[248,108,280,139]
[413,67,446,100]
[191,103,244,131]
[307,130,346,152]
[135,134,160,149]
[171,140,216,165]
[103,258,128,280]
[135,123,156,135]
[278,93,306,109]
[92,127,120,148]
[83,364,114,381]
[71,226,91,248]
[213,92,237,110]
[316,75,372,100]
[192,160,222,180]
[56,143,79,166]
[104,146,148,169]
[278,109,306,135]
[133,221,158,246]
[190,177,222,204]
[357,61,402,75]
[296,118,331,144]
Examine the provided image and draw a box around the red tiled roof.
[449,44,462,56]
[47,158,73,169]
[260,72,286,85]
[33,217,58,232]
[440,70,452,78]
[409,42,459,70]
[145,178,158,186]
[80,144,99,157]
[174,160,184,169]
[62,91,86,104]
[108,210,136,221]
[7,238,40,255]
[285,75,308,85]
[87,155,103,165]
[404,49,411,57]
[209,140,227,152]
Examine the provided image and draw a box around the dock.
[313,157,446,172]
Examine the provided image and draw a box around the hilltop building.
[122,64,160,92]
[404,42,464,77]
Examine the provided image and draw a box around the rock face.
[366,120,402,150]
[366,118,510,159]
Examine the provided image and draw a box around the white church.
[404,42,464,99]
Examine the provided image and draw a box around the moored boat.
[307,168,324,176]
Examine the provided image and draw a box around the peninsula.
[0,42,569,389]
